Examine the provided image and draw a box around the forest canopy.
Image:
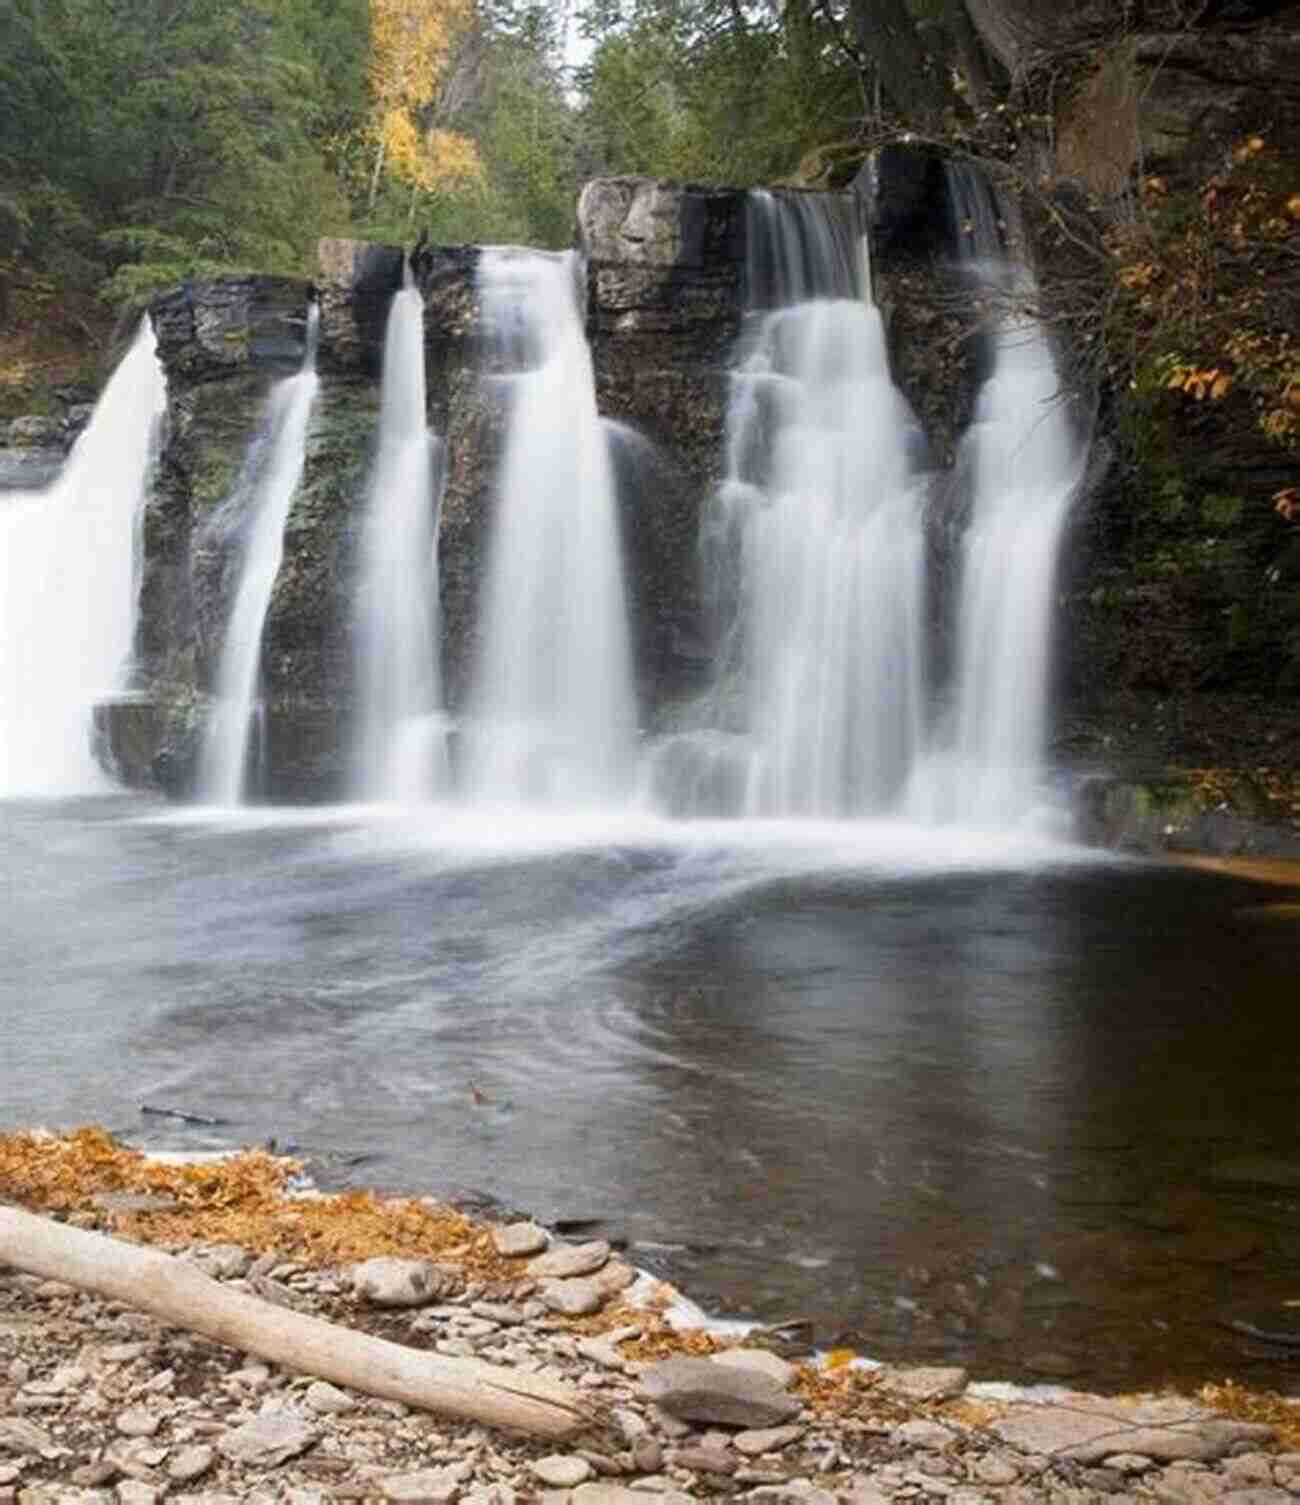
[0,0,1096,297]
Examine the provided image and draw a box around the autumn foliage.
[365,0,484,214]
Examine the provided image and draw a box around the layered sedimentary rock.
[107,185,753,793]
[578,177,746,711]
[98,169,1009,798]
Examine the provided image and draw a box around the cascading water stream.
[652,190,929,817]
[196,305,320,805]
[907,166,1085,828]
[352,275,447,802]
[0,319,165,797]
[465,249,637,806]
[944,324,1084,824]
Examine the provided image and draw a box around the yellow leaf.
[1210,374,1231,400]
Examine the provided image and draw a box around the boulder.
[351,1257,456,1308]
[527,1240,610,1279]
[640,1356,801,1428]
[710,1348,797,1388]
[490,1222,548,1257]
[991,1397,1274,1465]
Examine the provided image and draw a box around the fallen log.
[0,1205,590,1439]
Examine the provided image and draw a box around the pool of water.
[3,793,1299,1392]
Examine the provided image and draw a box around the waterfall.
[465,248,637,806]
[652,190,929,817]
[352,277,447,802]
[907,166,1085,827]
[945,326,1083,824]
[0,319,165,797]
[197,305,320,805]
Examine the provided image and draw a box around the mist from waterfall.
[196,305,320,805]
[0,319,165,797]
[465,248,637,806]
[651,190,929,817]
[907,166,1085,828]
[352,278,447,802]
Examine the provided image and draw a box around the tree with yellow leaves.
[366,0,485,217]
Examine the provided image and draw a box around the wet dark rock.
[1208,1158,1300,1192]
[579,178,745,714]
[1022,1351,1083,1378]
[1219,1305,1300,1348]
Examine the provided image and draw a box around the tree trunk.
[936,0,1000,107]
[0,1207,590,1440]
[367,135,387,213]
[961,0,1058,78]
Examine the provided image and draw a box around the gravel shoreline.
[2,1135,1299,1505]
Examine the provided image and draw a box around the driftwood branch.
[0,1206,590,1440]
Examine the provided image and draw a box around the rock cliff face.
[90,163,1297,846]
[578,178,746,713]
[108,184,751,794]
[99,171,1097,804]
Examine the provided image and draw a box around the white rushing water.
[653,191,928,817]
[0,319,165,797]
[197,306,320,805]
[352,278,447,802]
[907,168,1085,828]
[466,248,637,806]
[908,323,1084,826]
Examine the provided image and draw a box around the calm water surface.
[3,793,1299,1392]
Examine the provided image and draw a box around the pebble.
[304,1381,356,1415]
[974,1454,1022,1485]
[630,1438,663,1474]
[878,1365,969,1403]
[217,1410,317,1466]
[114,1407,163,1438]
[579,1336,628,1371]
[530,1455,594,1487]
[538,1276,606,1316]
[473,1301,526,1325]
[190,1244,252,1280]
[491,1223,549,1258]
[672,1446,737,1475]
[571,1487,646,1505]
[167,1445,216,1482]
[117,1481,162,1505]
[734,1423,804,1455]
[895,1419,958,1450]
[527,1241,611,1280]
[380,1467,471,1503]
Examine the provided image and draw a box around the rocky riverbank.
[2,1134,1299,1505]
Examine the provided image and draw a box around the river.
[3,793,1299,1392]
